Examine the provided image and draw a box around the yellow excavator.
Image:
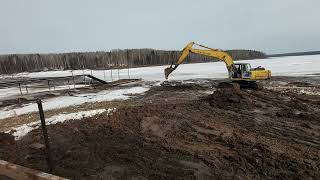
[164,42,271,89]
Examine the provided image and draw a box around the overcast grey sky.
[0,0,319,54]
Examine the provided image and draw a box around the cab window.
[242,64,251,72]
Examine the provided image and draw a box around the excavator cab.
[232,63,252,79]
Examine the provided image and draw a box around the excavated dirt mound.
[1,80,320,179]
[205,88,256,110]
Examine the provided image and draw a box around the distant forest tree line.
[0,49,266,74]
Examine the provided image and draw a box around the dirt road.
[1,76,320,179]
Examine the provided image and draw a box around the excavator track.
[217,82,241,91]
[236,81,263,90]
[250,82,263,90]
[217,81,263,90]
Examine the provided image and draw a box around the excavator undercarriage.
[218,80,263,90]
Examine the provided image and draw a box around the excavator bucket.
[164,65,175,79]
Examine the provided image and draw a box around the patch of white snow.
[7,108,116,140]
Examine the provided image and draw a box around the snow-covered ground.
[2,54,319,101]
[7,108,116,140]
[2,54,320,82]
[0,86,148,120]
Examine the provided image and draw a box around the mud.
[1,77,320,179]
[204,88,256,110]
[0,132,16,162]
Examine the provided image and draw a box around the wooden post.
[36,99,54,173]
[18,83,23,95]
[25,84,29,94]
[90,70,93,84]
[53,80,56,91]
[83,74,86,84]
[111,68,113,82]
[47,80,50,91]
[117,68,120,80]
[71,71,75,89]
[67,79,70,90]
[127,66,130,79]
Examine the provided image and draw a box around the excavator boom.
[165,42,234,79]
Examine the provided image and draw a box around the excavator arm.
[165,42,234,79]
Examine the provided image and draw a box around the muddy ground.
[1,76,320,179]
